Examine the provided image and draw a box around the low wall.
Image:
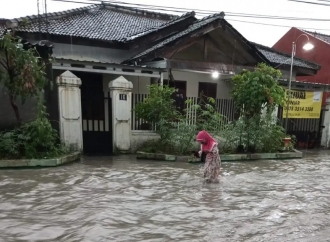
[131,130,160,152]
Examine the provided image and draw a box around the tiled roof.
[251,42,321,71]
[303,30,330,44]
[7,3,190,42]
[0,19,7,35]
[127,12,225,62]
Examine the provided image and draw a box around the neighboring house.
[273,27,330,105]
[0,3,324,153]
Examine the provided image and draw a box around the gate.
[78,72,113,154]
[278,107,324,148]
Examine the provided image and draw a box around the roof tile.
[252,42,320,71]
[304,30,330,44]
[9,3,187,43]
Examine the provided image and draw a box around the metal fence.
[277,107,323,148]
[131,94,236,130]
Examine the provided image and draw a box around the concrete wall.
[130,130,160,152]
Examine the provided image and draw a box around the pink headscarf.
[196,130,216,152]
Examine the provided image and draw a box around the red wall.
[273,27,330,105]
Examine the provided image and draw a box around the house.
[0,3,324,153]
[272,27,330,105]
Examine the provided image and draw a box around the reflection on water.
[1,150,330,241]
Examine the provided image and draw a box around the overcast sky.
[1,0,330,47]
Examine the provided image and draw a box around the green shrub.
[0,101,68,159]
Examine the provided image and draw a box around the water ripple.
[0,152,330,241]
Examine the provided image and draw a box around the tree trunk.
[9,94,21,126]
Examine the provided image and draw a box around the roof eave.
[123,14,226,64]
[122,11,196,44]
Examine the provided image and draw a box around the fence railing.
[131,94,236,130]
[277,107,322,147]
[131,93,149,130]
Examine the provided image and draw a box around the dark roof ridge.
[301,28,330,37]
[6,2,180,27]
[123,11,196,42]
[8,5,99,25]
[102,2,179,20]
[251,41,321,68]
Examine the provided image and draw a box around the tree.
[231,63,286,117]
[230,63,287,152]
[0,30,48,126]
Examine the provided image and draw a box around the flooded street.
[1,151,330,242]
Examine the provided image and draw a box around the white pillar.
[56,71,83,152]
[109,76,133,153]
[321,98,330,147]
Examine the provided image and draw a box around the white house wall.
[164,70,233,99]
[53,43,142,64]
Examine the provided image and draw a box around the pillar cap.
[109,76,133,90]
[56,70,82,86]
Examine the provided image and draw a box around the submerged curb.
[136,150,303,163]
[136,151,176,161]
[0,152,81,168]
[189,149,303,163]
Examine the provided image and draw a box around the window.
[167,80,187,113]
[198,82,217,99]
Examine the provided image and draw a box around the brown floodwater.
[0,150,330,242]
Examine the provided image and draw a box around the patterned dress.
[204,143,221,183]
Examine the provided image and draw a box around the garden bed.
[136,150,303,163]
[0,152,81,168]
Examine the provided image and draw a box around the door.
[76,71,113,154]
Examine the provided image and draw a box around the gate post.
[321,97,330,147]
[109,76,133,153]
[56,71,83,152]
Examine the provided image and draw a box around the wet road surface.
[1,150,330,241]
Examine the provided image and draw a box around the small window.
[198,82,217,99]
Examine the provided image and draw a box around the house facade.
[273,27,330,105]
[0,3,324,153]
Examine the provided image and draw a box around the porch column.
[109,76,133,153]
[56,71,83,152]
[321,97,330,147]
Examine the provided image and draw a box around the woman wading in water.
[196,130,221,183]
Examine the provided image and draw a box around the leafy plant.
[134,84,180,127]
[231,63,286,117]
[218,113,290,154]
[0,99,68,159]
[0,30,49,126]
[138,90,226,155]
[186,94,225,136]
[227,63,288,152]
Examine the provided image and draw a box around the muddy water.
[1,151,330,242]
